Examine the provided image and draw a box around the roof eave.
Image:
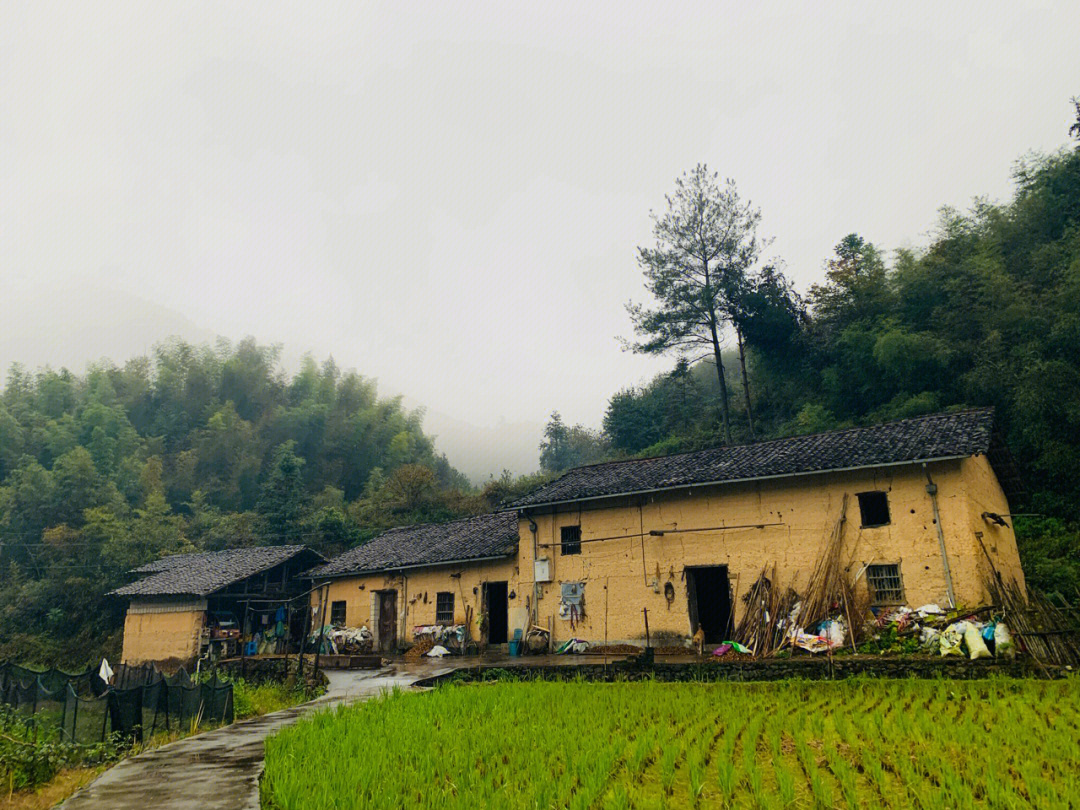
[308,551,516,581]
[513,454,974,511]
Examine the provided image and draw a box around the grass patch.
[229,677,319,720]
[262,677,1080,809]
[0,765,106,809]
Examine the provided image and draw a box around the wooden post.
[295,597,312,683]
[642,607,654,665]
[313,585,329,680]
[239,601,248,678]
[284,600,294,672]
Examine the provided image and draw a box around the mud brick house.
[509,408,1026,646]
[112,545,324,666]
[113,408,1027,658]
[306,512,522,652]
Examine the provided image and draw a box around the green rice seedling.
[660,744,679,795]
[747,764,767,809]
[775,763,797,808]
[604,784,631,810]
[826,749,859,810]
[687,753,705,805]
[808,769,833,810]
[716,756,737,803]
[861,747,891,804]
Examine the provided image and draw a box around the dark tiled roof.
[111,545,324,598]
[309,512,519,578]
[511,408,999,509]
[130,556,186,574]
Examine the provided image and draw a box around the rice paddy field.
[261,677,1080,809]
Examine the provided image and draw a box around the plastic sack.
[712,643,732,657]
[994,623,1016,659]
[426,645,450,657]
[794,633,831,654]
[916,604,944,618]
[981,623,996,643]
[822,618,847,649]
[555,638,589,654]
[963,623,991,660]
[940,621,967,656]
[919,626,941,648]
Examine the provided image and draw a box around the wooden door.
[378,591,397,652]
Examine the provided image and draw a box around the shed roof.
[308,512,518,579]
[511,408,1013,509]
[111,545,324,598]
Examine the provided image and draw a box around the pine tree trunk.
[736,325,755,436]
[708,317,733,444]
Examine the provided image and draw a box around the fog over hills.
[0,282,218,373]
[1,282,541,482]
[412,407,543,484]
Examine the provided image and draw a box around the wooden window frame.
[866,563,905,605]
[435,592,455,624]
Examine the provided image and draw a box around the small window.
[435,592,455,624]
[330,600,347,626]
[866,564,904,605]
[560,525,582,555]
[857,491,890,527]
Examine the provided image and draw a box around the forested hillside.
[541,145,1080,600]
[0,339,539,664]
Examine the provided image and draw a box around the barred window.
[560,525,582,555]
[866,564,904,605]
[330,600,347,626]
[436,592,455,624]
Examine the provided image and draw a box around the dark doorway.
[484,581,509,645]
[378,590,397,652]
[687,567,732,643]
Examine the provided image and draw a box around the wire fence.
[0,662,233,745]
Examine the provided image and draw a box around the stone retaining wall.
[416,654,1047,686]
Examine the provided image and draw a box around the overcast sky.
[2,2,1078,459]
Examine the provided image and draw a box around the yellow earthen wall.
[121,608,205,665]
[959,454,1027,597]
[314,557,523,646]
[517,457,1022,646]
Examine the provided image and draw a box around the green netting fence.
[0,662,233,745]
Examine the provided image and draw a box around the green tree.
[539,412,607,473]
[627,165,765,443]
[257,441,310,544]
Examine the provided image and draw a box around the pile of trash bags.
[872,604,1016,660]
[929,619,1014,659]
[781,601,1017,660]
[308,625,374,655]
[790,616,848,654]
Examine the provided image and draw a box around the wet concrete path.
[58,665,455,810]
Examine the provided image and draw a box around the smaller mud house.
[510,408,1026,647]
[112,545,324,666]
[307,512,522,652]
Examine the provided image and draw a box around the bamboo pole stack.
[733,564,799,657]
[985,577,1080,667]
